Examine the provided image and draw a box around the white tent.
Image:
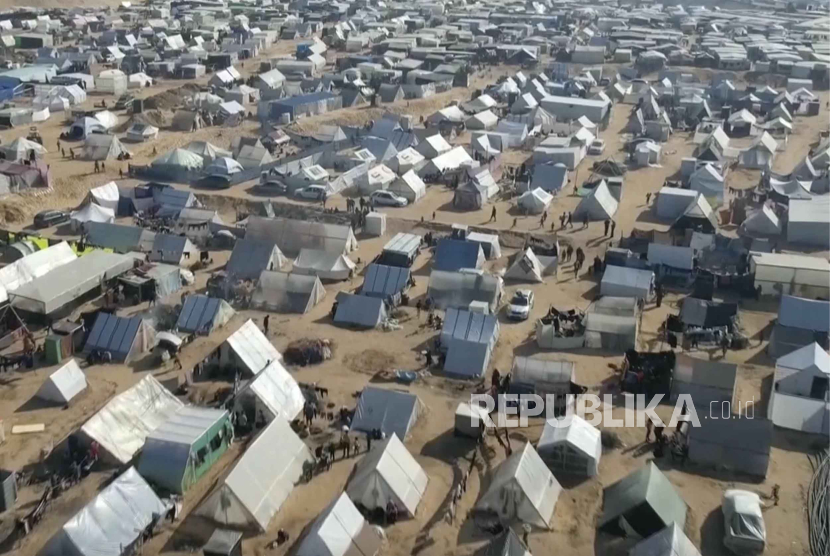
[630,523,702,556]
[601,266,654,300]
[126,122,159,142]
[97,69,128,95]
[237,359,306,422]
[41,467,167,556]
[205,156,244,175]
[198,417,313,531]
[152,148,204,171]
[347,433,428,517]
[689,163,724,205]
[505,248,544,283]
[93,110,119,130]
[389,170,426,203]
[517,188,553,214]
[0,241,77,303]
[251,271,326,314]
[296,493,383,556]
[0,137,47,161]
[292,248,356,281]
[537,415,602,477]
[358,163,396,194]
[475,442,561,528]
[573,180,618,221]
[70,203,115,231]
[81,375,184,464]
[128,72,153,89]
[36,359,87,404]
[219,319,282,376]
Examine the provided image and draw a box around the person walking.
[540,212,547,227]
[263,315,270,335]
[645,418,654,442]
[560,212,566,229]
[566,212,573,228]
[489,206,497,222]
[604,219,610,236]
[327,442,336,465]
[645,192,652,205]
[611,220,616,237]
[583,213,589,229]
[415,299,422,319]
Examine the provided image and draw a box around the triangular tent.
[36,359,87,404]
[573,180,618,221]
[505,248,544,283]
[295,493,383,556]
[347,433,428,517]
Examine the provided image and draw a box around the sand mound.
[344,349,397,376]
[144,83,203,111]
[0,202,28,224]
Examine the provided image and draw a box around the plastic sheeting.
[176,294,235,334]
[85,313,156,363]
[573,180,618,221]
[70,203,115,231]
[41,467,167,556]
[36,359,87,404]
[88,181,120,210]
[198,417,313,531]
[427,270,502,311]
[333,293,387,328]
[0,241,76,304]
[505,248,544,283]
[722,490,766,554]
[600,266,654,299]
[475,442,561,528]
[442,308,500,378]
[81,375,183,464]
[629,523,702,556]
[242,359,305,422]
[347,433,428,516]
[246,216,358,257]
[361,264,410,303]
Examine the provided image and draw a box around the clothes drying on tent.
[197,416,313,531]
[346,433,428,517]
[475,443,561,528]
[35,359,87,404]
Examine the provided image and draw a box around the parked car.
[506,290,534,321]
[370,190,408,207]
[588,139,606,155]
[294,184,328,200]
[259,173,288,195]
[34,209,70,229]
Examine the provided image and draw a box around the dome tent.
[152,148,204,171]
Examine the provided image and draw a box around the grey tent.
[478,529,533,556]
[176,294,235,334]
[218,319,282,377]
[251,271,325,313]
[292,249,356,281]
[81,134,128,161]
[531,163,568,193]
[434,239,485,272]
[361,264,411,305]
[670,355,737,408]
[573,180,618,221]
[427,270,502,312]
[584,297,639,351]
[687,416,772,477]
[333,293,387,328]
[197,417,313,532]
[245,216,357,257]
[655,187,697,220]
[85,222,155,253]
[504,248,544,283]
[378,233,422,268]
[226,239,286,280]
[475,443,561,528]
[84,313,156,363]
[150,233,196,266]
[40,467,167,556]
[671,194,717,233]
[601,266,654,299]
[440,308,500,378]
[629,523,701,556]
[740,205,782,237]
[769,295,830,358]
[36,359,87,404]
[351,386,422,440]
[599,462,688,539]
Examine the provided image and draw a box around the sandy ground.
[0,33,825,556]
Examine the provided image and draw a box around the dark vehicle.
[259,172,288,195]
[196,175,233,189]
[33,210,70,229]
[114,93,135,111]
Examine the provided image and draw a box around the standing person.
[655,286,663,308]
[646,192,652,205]
[583,213,589,229]
[575,247,584,265]
[327,442,336,464]
[263,315,270,335]
[645,418,654,442]
[540,212,546,227]
[611,220,616,237]
[491,368,501,390]
[566,212,573,228]
[560,212,566,229]
[366,431,372,452]
[415,299,422,319]
[720,334,729,358]
[604,219,610,236]
[522,523,531,547]
[489,206,497,222]
[57,139,61,151]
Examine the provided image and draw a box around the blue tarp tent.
[84,313,156,362]
[433,239,484,272]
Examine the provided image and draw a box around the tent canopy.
[198,417,313,531]
[41,467,167,556]
[84,313,156,362]
[226,238,285,280]
[36,359,87,404]
[176,294,235,334]
[361,264,411,302]
[573,180,618,221]
[292,248,356,281]
[537,415,601,477]
[81,375,183,464]
[333,293,387,328]
[246,216,358,257]
[427,269,502,311]
[505,248,544,283]
[351,386,422,440]
[442,308,500,378]
[220,319,282,376]
[296,493,382,556]
[475,442,561,528]
[252,271,325,314]
[434,239,484,272]
[347,433,428,516]
[629,523,701,556]
[240,359,305,422]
